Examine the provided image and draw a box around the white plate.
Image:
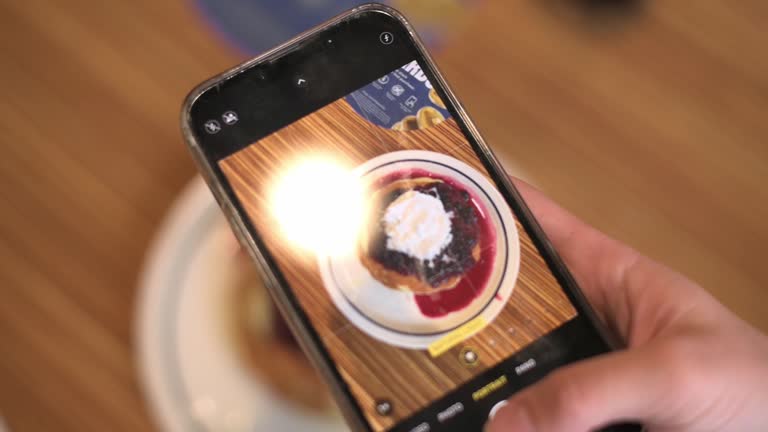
[318,151,521,350]
[136,177,345,432]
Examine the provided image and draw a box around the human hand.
[485,180,768,432]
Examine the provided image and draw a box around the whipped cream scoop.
[383,190,452,261]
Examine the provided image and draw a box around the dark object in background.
[575,0,642,14]
[543,0,644,30]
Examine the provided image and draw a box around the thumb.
[486,346,670,432]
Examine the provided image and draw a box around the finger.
[511,178,670,342]
[486,346,668,432]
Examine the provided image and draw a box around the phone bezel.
[181,4,621,431]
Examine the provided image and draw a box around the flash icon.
[203,120,221,134]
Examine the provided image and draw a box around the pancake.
[232,252,332,411]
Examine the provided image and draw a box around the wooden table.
[1,1,766,430]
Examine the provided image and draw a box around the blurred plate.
[318,150,520,349]
[136,177,345,432]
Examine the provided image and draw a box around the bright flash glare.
[270,158,364,256]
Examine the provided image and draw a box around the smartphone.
[181,4,641,432]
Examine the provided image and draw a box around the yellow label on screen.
[428,316,488,357]
[472,375,508,401]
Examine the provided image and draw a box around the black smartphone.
[181,4,641,432]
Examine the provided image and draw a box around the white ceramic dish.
[136,177,345,432]
[318,151,521,350]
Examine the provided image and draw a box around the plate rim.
[135,177,215,432]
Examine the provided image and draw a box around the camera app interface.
[219,60,578,431]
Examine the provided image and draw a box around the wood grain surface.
[1,0,767,431]
[220,99,577,430]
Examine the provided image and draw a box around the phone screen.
[218,60,580,431]
[187,9,624,432]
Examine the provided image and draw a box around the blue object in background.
[194,0,364,55]
[193,0,480,55]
